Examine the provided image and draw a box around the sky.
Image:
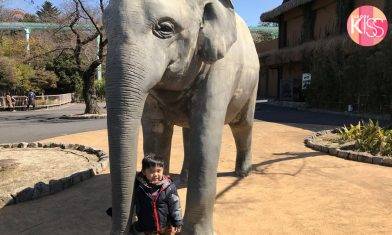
[5,0,282,26]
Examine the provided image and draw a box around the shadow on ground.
[254,103,385,132]
[0,174,112,234]
[215,151,324,200]
[0,151,323,234]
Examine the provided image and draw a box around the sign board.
[302,73,311,90]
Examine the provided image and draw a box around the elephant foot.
[235,166,252,178]
[182,224,215,235]
[234,151,252,178]
[129,222,144,235]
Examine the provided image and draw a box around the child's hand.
[172,226,181,233]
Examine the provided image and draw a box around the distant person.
[27,90,36,110]
[5,92,15,112]
[0,94,4,108]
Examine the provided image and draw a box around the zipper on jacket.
[152,199,161,232]
[152,187,166,232]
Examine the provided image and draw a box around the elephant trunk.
[106,43,148,234]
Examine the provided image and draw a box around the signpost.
[302,73,311,90]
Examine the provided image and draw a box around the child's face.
[143,166,164,184]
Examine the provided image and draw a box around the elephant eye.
[154,20,176,39]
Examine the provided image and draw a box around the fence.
[0,93,74,110]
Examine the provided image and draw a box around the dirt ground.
[0,148,98,208]
[1,121,392,234]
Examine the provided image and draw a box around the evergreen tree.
[19,13,38,22]
[36,1,60,22]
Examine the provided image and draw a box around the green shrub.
[304,33,392,114]
[338,120,392,156]
[356,120,385,155]
[0,57,17,92]
[382,131,392,156]
[338,122,362,141]
[46,51,82,94]
[95,78,105,100]
[0,35,60,94]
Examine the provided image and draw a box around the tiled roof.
[260,0,314,22]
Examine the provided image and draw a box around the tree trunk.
[83,70,100,114]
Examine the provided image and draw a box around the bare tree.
[69,0,107,114]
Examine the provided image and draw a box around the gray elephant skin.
[104,0,260,234]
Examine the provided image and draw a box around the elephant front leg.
[183,94,228,235]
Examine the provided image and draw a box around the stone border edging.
[304,130,392,167]
[60,114,107,120]
[0,142,109,207]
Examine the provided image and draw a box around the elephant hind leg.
[229,95,256,177]
[230,120,253,177]
[177,127,191,186]
[142,97,174,174]
[142,118,174,174]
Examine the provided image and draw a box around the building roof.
[258,35,358,66]
[260,0,314,22]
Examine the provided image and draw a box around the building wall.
[256,38,278,55]
[270,0,386,49]
[313,0,338,40]
[280,63,303,101]
[286,16,304,47]
[283,7,304,47]
[258,67,279,99]
[258,0,387,100]
[267,69,279,98]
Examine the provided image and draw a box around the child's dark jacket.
[134,172,182,232]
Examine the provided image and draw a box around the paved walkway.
[0,102,366,144]
[1,121,391,234]
[254,104,373,131]
[0,103,106,143]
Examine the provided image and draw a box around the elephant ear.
[199,0,237,63]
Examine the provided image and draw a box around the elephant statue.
[104,0,260,234]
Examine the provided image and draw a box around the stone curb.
[59,114,107,120]
[304,130,392,167]
[0,142,109,207]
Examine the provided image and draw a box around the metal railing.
[0,93,73,110]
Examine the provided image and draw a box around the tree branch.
[77,0,103,37]
[98,38,108,60]
[70,0,83,73]
[69,3,81,38]
[67,0,107,76]
[80,31,99,45]
[100,0,105,14]
[23,47,73,63]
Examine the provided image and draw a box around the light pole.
[24,28,31,56]
[96,35,102,80]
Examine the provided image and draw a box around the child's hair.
[142,154,165,171]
